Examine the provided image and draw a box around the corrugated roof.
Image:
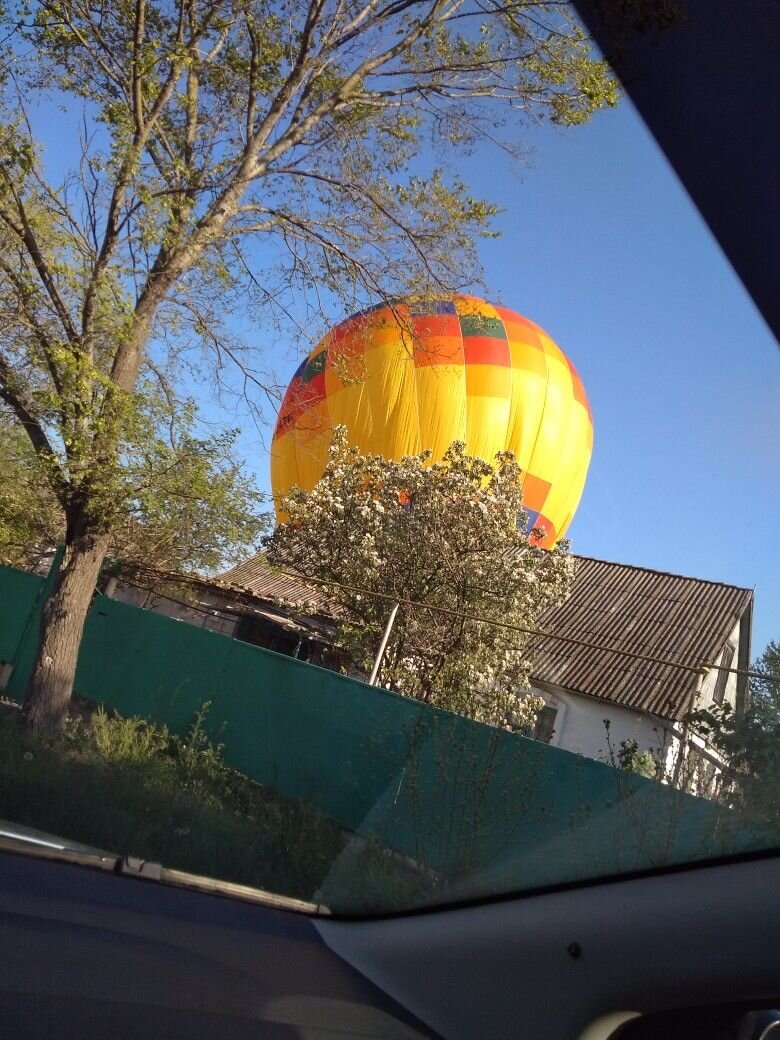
[218,553,752,721]
[217,556,336,614]
[531,556,752,720]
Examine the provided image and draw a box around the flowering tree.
[267,429,573,727]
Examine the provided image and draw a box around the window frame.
[712,644,735,706]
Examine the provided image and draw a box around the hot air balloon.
[271,295,593,548]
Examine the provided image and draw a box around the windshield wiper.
[0,823,330,916]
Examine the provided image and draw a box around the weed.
[83,708,172,763]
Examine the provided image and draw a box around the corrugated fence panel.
[205,634,431,829]
[76,594,430,831]
[77,596,236,733]
[353,715,744,899]
[0,565,45,664]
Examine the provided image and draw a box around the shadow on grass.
[0,701,347,902]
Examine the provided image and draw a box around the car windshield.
[0,0,777,917]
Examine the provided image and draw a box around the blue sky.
[250,98,780,654]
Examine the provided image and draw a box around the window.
[533,705,558,744]
[713,645,735,705]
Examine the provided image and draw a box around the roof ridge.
[224,552,753,599]
[218,550,269,575]
[572,553,753,597]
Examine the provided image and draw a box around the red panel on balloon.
[276,373,326,432]
[530,515,556,549]
[411,313,460,339]
[462,336,511,367]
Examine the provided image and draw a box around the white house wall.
[531,683,671,765]
[531,616,744,772]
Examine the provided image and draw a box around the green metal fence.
[0,565,50,666]
[0,560,770,900]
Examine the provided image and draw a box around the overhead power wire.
[271,566,778,685]
[109,559,777,686]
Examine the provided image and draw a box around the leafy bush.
[85,708,172,762]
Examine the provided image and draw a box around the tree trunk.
[23,526,111,735]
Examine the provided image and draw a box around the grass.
[0,699,349,903]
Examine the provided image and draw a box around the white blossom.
[268,429,573,729]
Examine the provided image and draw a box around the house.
[113,560,347,671]
[528,556,752,786]
[112,553,753,785]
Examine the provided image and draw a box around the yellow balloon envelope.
[271,295,593,547]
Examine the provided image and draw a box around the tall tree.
[0,0,623,732]
[268,431,573,726]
